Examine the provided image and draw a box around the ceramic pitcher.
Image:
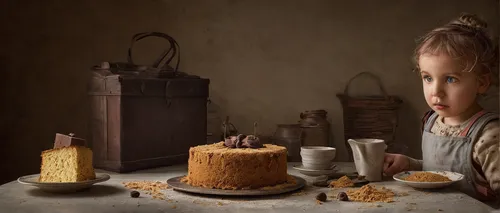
[347,138,387,181]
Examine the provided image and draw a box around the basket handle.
[343,72,389,99]
[127,32,180,72]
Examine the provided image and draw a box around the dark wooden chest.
[87,32,210,173]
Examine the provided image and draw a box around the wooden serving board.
[167,175,305,196]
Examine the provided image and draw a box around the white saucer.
[293,164,338,177]
[18,173,110,193]
[393,171,464,189]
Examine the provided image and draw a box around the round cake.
[181,137,289,190]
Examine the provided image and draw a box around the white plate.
[393,171,464,189]
[293,164,338,176]
[17,173,110,193]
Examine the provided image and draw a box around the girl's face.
[418,53,489,124]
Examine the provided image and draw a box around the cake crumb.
[123,181,169,200]
[399,192,409,196]
[292,190,307,196]
[329,176,354,188]
[217,202,224,206]
[404,172,451,182]
[346,185,395,203]
[192,200,211,206]
[171,205,177,209]
[259,175,297,190]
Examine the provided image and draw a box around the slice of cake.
[38,133,96,182]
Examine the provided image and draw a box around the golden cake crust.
[39,145,96,182]
[182,142,288,189]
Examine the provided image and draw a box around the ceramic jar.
[273,124,303,162]
[299,110,330,147]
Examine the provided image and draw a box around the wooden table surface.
[1,162,496,213]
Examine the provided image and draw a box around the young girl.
[383,13,499,202]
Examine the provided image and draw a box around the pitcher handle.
[348,139,366,161]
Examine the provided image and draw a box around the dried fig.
[315,192,327,202]
[337,192,349,201]
[130,190,140,198]
[235,134,246,148]
[224,136,237,148]
[243,135,263,148]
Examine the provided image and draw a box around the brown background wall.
[0,0,498,184]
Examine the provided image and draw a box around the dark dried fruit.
[130,190,140,198]
[243,135,263,148]
[235,134,246,148]
[236,134,246,141]
[224,137,236,148]
[337,192,349,201]
[315,192,327,202]
[235,140,243,148]
[224,134,263,149]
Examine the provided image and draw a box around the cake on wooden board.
[38,133,96,183]
[181,134,289,190]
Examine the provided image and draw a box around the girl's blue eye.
[423,76,432,82]
[446,76,458,83]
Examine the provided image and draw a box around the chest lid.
[88,32,210,97]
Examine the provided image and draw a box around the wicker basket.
[336,72,403,161]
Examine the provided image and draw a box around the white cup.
[300,146,336,170]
